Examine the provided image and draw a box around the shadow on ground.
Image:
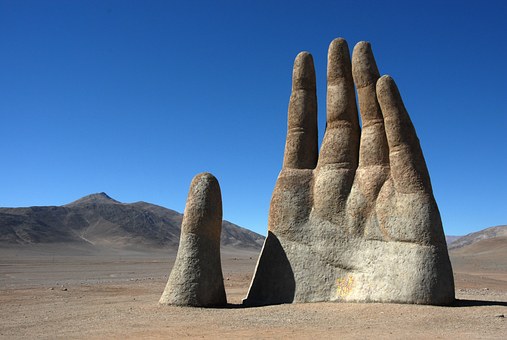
[453,299,507,307]
[210,298,507,310]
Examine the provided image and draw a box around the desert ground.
[1,242,506,339]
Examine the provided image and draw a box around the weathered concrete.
[160,173,226,307]
[244,38,455,306]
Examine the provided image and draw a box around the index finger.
[282,52,319,169]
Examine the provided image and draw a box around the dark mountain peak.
[65,192,121,207]
[93,192,113,200]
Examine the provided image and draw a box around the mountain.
[447,224,507,284]
[0,193,264,250]
[445,235,462,245]
[448,225,507,250]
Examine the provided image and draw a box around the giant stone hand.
[244,38,455,306]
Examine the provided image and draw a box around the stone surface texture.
[244,38,455,306]
[160,173,227,306]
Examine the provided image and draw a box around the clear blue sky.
[1,0,506,236]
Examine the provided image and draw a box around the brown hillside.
[0,193,264,250]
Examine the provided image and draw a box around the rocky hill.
[448,225,507,250]
[445,235,462,245]
[0,193,264,250]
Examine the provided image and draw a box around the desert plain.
[1,238,506,339]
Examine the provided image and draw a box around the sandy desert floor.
[0,244,506,339]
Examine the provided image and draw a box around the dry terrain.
[1,238,506,339]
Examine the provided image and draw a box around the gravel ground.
[0,247,506,339]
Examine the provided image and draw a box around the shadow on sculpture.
[242,231,295,306]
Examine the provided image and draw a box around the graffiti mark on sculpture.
[336,276,355,298]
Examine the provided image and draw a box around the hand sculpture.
[244,38,455,306]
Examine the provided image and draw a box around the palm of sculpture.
[244,38,455,305]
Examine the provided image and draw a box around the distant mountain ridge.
[448,225,507,250]
[0,193,264,250]
[445,235,462,245]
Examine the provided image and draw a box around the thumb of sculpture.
[159,172,227,307]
